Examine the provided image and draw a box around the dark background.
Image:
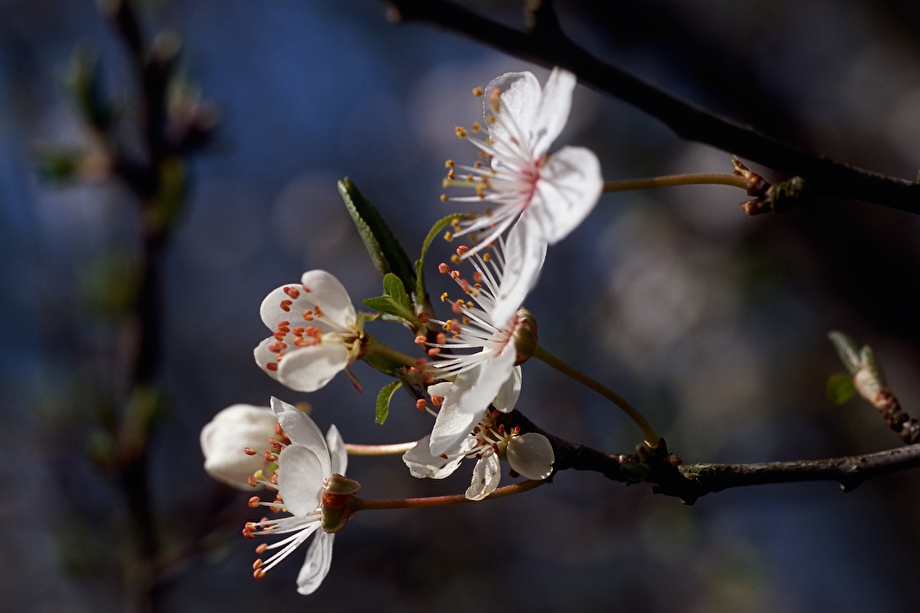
[3,0,920,611]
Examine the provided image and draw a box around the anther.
[472,87,483,97]
[244,447,257,456]
[455,126,468,138]
[415,335,427,346]
[283,286,300,299]
[255,543,268,554]
[416,399,428,411]
[438,263,451,274]
[266,363,279,372]
[253,568,266,579]
[445,160,455,168]
[417,312,430,323]
[440,292,449,302]
[441,194,449,202]
[252,559,263,570]
[279,300,292,312]
[471,122,481,133]
[248,496,261,508]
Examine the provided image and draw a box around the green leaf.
[383,273,413,312]
[363,354,406,378]
[415,214,468,300]
[827,331,862,376]
[826,373,857,405]
[338,177,415,290]
[362,273,416,322]
[375,381,403,425]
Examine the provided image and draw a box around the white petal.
[277,342,350,392]
[200,404,277,489]
[530,67,576,157]
[300,270,357,329]
[253,337,282,381]
[403,435,464,479]
[492,366,522,413]
[427,381,452,399]
[490,217,547,326]
[259,270,356,334]
[326,424,347,476]
[465,453,502,501]
[507,433,555,480]
[276,444,325,517]
[270,397,332,479]
[428,346,516,457]
[527,145,603,244]
[296,531,335,595]
[484,71,542,148]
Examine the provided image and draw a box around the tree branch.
[383,0,920,214]
[505,409,920,505]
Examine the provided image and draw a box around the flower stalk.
[532,345,659,445]
[603,173,748,193]
[344,442,417,456]
[348,479,544,512]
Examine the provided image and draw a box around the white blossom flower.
[424,242,540,458]
[200,404,278,489]
[245,397,349,595]
[254,270,363,393]
[444,67,603,324]
[404,383,554,500]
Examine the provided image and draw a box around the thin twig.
[383,0,920,213]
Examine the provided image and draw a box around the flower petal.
[490,216,547,326]
[276,444,325,517]
[277,342,350,393]
[403,435,464,479]
[270,397,332,478]
[259,270,356,334]
[492,366,522,413]
[429,344,517,457]
[484,71,542,151]
[200,404,277,489]
[296,531,335,595]
[507,432,555,480]
[526,145,602,244]
[300,270,356,329]
[326,424,347,476]
[465,452,501,501]
[254,337,282,381]
[530,67,576,157]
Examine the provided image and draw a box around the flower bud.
[200,404,277,489]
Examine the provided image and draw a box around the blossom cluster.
[200,67,601,595]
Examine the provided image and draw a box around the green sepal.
[338,177,416,290]
[362,273,416,323]
[363,354,406,379]
[827,331,862,377]
[826,373,857,405]
[375,381,403,425]
[415,214,468,300]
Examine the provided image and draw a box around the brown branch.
[382,0,920,214]
[505,410,920,505]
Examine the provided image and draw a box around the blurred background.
[4,0,920,611]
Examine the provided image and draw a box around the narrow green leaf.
[827,331,862,376]
[338,177,415,289]
[826,373,857,405]
[415,214,468,300]
[375,381,403,425]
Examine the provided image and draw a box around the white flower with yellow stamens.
[244,398,350,596]
[444,67,602,324]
